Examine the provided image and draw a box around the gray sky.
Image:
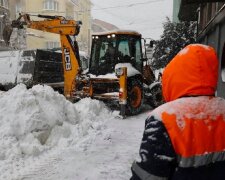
[91,0,173,40]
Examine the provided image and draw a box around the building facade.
[178,0,225,98]
[8,0,92,53]
[0,0,9,47]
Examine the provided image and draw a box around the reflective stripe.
[131,161,168,180]
[177,150,225,168]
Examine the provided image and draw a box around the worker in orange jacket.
[131,44,225,180]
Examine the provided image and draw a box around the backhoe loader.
[3,13,163,117]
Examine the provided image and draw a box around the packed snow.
[0,84,148,179]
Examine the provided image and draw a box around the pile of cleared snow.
[0,84,112,161]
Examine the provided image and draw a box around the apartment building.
[0,0,9,47]
[8,0,91,53]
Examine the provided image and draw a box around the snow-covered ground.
[0,84,150,180]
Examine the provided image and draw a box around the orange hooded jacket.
[162,44,218,102]
[160,44,225,164]
[131,44,225,180]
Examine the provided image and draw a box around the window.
[46,41,60,49]
[16,4,22,14]
[118,40,130,57]
[135,40,142,71]
[43,0,58,11]
[0,0,8,8]
[90,37,116,74]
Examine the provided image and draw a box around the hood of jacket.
[162,44,218,102]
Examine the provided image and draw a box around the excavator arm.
[7,13,82,98]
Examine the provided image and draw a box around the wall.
[198,6,225,98]
[8,0,91,53]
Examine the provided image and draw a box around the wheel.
[126,78,143,115]
[149,84,163,108]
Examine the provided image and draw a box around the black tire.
[149,84,163,108]
[126,78,143,115]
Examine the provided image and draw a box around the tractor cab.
[75,30,163,116]
[89,31,143,76]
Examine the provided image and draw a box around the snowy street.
[55,114,146,180]
[0,84,150,180]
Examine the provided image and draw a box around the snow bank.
[0,84,112,161]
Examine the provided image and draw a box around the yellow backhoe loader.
[3,13,163,117]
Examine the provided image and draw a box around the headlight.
[115,67,124,76]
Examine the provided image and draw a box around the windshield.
[89,35,143,75]
[90,36,116,75]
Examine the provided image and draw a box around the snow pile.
[0,84,112,161]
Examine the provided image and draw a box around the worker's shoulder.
[148,96,225,120]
